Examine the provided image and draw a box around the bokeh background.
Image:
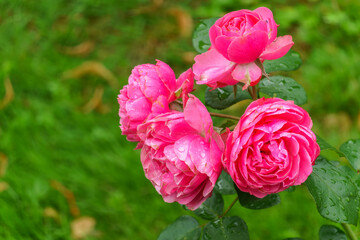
[0,0,359,239]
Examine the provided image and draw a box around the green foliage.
[340,139,360,171]
[192,18,218,54]
[259,76,307,105]
[263,50,302,73]
[306,157,359,225]
[205,86,251,110]
[235,186,281,210]
[214,171,236,195]
[193,192,224,220]
[319,225,347,240]
[202,216,249,240]
[158,216,201,240]
[316,134,344,157]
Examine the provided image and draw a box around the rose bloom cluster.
[118,7,319,210]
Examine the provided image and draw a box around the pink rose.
[137,95,224,210]
[193,48,262,90]
[193,7,294,90]
[209,7,294,64]
[223,98,320,198]
[118,60,194,142]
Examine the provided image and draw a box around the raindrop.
[217,88,230,100]
[279,63,287,69]
[178,147,185,152]
[329,198,336,207]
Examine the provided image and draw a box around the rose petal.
[253,7,278,43]
[231,62,262,90]
[260,35,294,60]
[184,95,213,139]
[227,31,268,64]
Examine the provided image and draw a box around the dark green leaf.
[339,165,360,196]
[258,76,307,105]
[263,50,302,73]
[317,135,336,151]
[340,139,360,171]
[284,186,296,192]
[202,216,249,240]
[283,238,303,240]
[193,192,224,220]
[205,86,251,110]
[306,157,359,225]
[158,216,201,240]
[319,225,347,240]
[192,18,218,53]
[316,134,344,157]
[235,185,280,210]
[214,171,236,195]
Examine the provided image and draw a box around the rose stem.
[247,87,255,100]
[221,196,239,217]
[209,112,241,121]
[251,85,258,100]
[341,223,358,240]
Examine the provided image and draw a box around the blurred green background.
[0,0,359,239]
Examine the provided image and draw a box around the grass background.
[0,0,359,239]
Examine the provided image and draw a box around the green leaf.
[283,238,303,240]
[205,86,251,110]
[263,50,302,73]
[235,185,281,210]
[218,120,238,130]
[340,139,360,171]
[214,171,236,195]
[193,191,224,220]
[319,225,347,240]
[284,186,296,192]
[158,216,201,240]
[317,135,337,151]
[306,157,359,225]
[192,18,218,53]
[316,134,344,157]
[258,76,307,105]
[202,216,249,240]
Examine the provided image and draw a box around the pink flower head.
[209,7,294,64]
[193,7,294,90]
[223,98,320,198]
[137,95,224,210]
[193,48,262,90]
[118,60,194,142]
